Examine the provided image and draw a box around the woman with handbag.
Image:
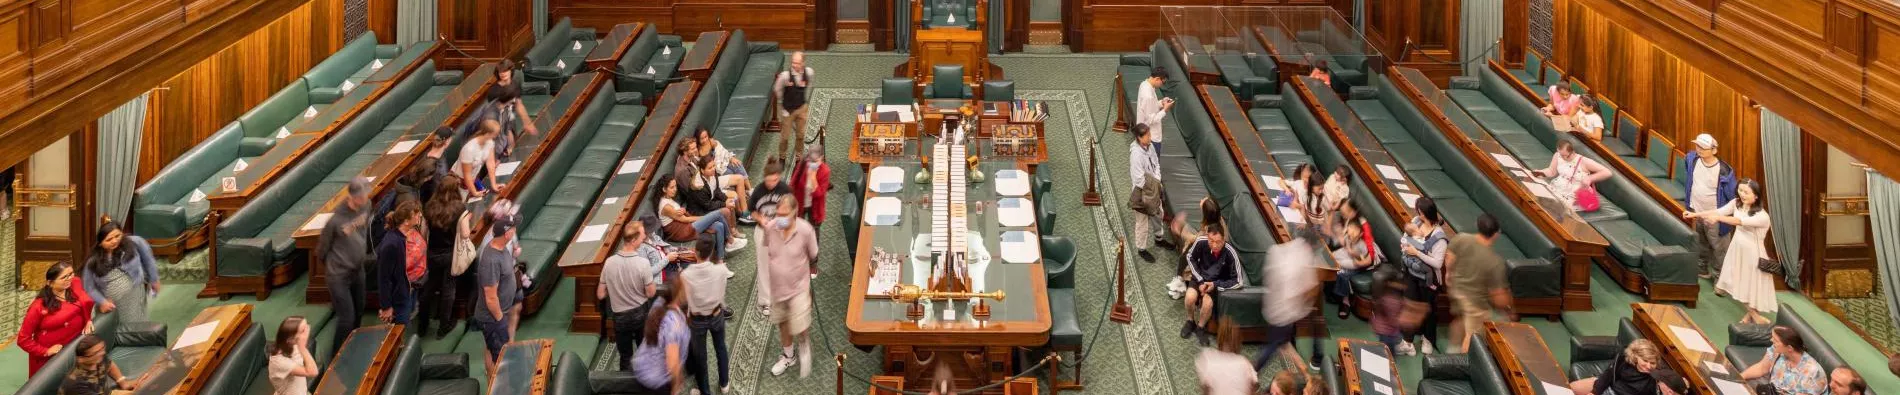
[1685,179,1776,315]
[422,176,468,338]
[1533,141,1612,213]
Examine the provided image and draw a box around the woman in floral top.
[63,334,138,394]
[1741,326,1826,395]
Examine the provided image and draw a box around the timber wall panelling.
[1068,0,1332,52]
[140,0,344,182]
[548,0,831,50]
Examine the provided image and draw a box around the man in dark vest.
[773,51,815,158]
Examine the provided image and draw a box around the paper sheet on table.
[1279,206,1305,223]
[576,224,610,243]
[875,105,917,122]
[1522,181,1558,200]
[1669,325,1717,354]
[174,321,221,350]
[1373,383,1391,395]
[602,197,619,205]
[1712,379,1750,395]
[387,140,419,155]
[1542,382,1575,395]
[1261,175,1283,191]
[1375,164,1406,181]
[1492,153,1523,169]
[302,213,333,231]
[618,159,646,175]
[1358,349,1392,381]
[1399,192,1421,208]
[1704,360,1729,375]
[496,161,520,176]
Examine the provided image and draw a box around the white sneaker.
[771,352,797,376]
[726,237,749,252]
[725,266,736,279]
[1396,341,1416,356]
[1166,277,1187,300]
[691,390,701,395]
[721,384,730,393]
[1419,339,1436,355]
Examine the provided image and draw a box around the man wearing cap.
[316,177,374,356]
[475,213,520,378]
[1679,133,1738,279]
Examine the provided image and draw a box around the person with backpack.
[1396,197,1448,356]
[421,175,468,338]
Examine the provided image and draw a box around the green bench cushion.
[1406,170,1469,200]
[1602,138,1637,157]
[1592,219,1658,267]
[1383,141,1442,171]
[1627,157,1668,178]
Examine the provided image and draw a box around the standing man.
[315,178,374,357]
[681,236,732,394]
[600,218,664,371]
[475,215,521,378]
[759,194,819,378]
[1679,133,1737,280]
[1130,67,1175,262]
[1253,231,1319,371]
[774,51,815,157]
[1445,214,1514,353]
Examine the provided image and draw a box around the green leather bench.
[132,33,411,246]
[196,322,269,394]
[216,62,459,283]
[15,311,134,395]
[1212,45,1277,103]
[1725,303,1847,375]
[1567,318,1645,381]
[1417,335,1513,395]
[383,334,482,395]
[1455,68,1699,300]
[1291,27,1370,88]
[526,18,601,87]
[677,30,782,163]
[609,24,686,104]
[509,84,641,314]
[627,82,703,240]
[550,351,655,395]
[1280,79,1410,303]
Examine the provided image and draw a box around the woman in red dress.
[18,261,95,377]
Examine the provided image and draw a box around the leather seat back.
[383,334,427,395]
[199,323,268,394]
[528,19,577,69]
[304,33,380,90]
[239,81,313,139]
[551,351,593,395]
[1774,304,1846,370]
[1466,335,1514,395]
[136,122,243,209]
[881,78,916,105]
[615,25,661,75]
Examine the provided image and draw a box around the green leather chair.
[383,335,482,395]
[1568,318,1645,381]
[132,122,274,241]
[880,78,917,105]
[1040,236,1083,389]
[1041,235,1077,289]
[610,24,675,103]
[923,65,972,99]
[1038,203,1057,235]
[525,18,600,86]
[197,322,268,394]
[981,79,1014,102]
[710,38,784,162]
[1416,335,1513,395]
[840,198,861,255]
[550,351,649,395]
[16,312,137,395]
[921,0,978,29]
[1725,303,1846,374]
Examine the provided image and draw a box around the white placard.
[496,161,521,176]
[662,46,672,56]
[386,139,419,155]
[1399,192,1421,208]
[572,41,584,52]
[1358,349,1392,381]
[1712,379,1751,395]
[364,176,376,184]
[646,66,656,74]
[556,59,567,70]
[220,177,238,193]
[1704,360,1729,375]
[1375,164,1406,180]
[1669,325,1717,354]
[302,213,333,231]
[617,159,646,175]
[371,59,386,71]
[1541,382,1575,395]
[577,224,610,242]
[1393,182,1412,192]
[304,106,319,118]
[1261,175,1284,191]
[190,189,207,203]
[276,127,291,139]
[233,159,249,173]
[341,80,357,93]
[1491,153,1522,169]
[1373,383,1391,395]
[173,321,221,350]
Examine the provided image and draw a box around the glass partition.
[1256,7,1385,75]
[1159,7,1244,79]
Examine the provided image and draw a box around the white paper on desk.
[365,176,377,184]
[1279,206,1305,224]
[496,161,521,176]
[302,213,333,231]
[1358,349,1392,381]
[174,321,221,350]
[875,105,917,122]
[1399,192,1421,208]
[1542,382,1576,395]
[618,159,645,175]
[1669,325,1717,354]
[233,159,249,173]
[602,197,619,205]
[1705,360,1729,375]
[577,224,610,243]
[1712,378,1751,395]
[1373,383,1391,395]
[1492,153,1523,169]
[1261,175,1283,191]
[371,59,385,71]
[1375,164,1406,181]
[1522,181,1557,200]
[387,139,419,155]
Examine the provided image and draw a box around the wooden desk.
[490,339,555,395]
[586,22,647,71]
[1484,321,1567,395]
[1632,303,1756,395]
[314,325,405,395]
[678,31,729,82]
[1339,338,1404,395]
[845,154,1050,394]
[132,304,254,395]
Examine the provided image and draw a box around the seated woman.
[654,173,741,267]
[1531,141,1612,212]
[62,335,139,395]
[1569,339,1663,395]
[1740,326,1827,395]
[1543,85,1583,132]
[694,128,752,222]
[1574,98,1606,141]
[1327,199,1378,319]
[1320,165,1354,227]
[268,317,319,395]
[1277,164,1326,230]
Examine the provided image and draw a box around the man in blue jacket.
[1678,134,1737,280]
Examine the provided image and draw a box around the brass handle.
[12,179,77,217]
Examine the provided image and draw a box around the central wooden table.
[1633,303,1757,395]
[1338,338,1404,395]
[132,304,254,395]
[1484,321,1568,395]
[314,325,406,395]
[845,148,1050,394]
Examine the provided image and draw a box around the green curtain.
[97,93,149,223]
[396,0,436,47]
[1461,0,1502,76]
[534,0,548,40]
[1760,108,1802,289]
[988,0,1005,53]
[1868,171,1900,331]
[896,0,912,52]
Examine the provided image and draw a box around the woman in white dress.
[1532,141,1612,212]
[1685,179,1775,315]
